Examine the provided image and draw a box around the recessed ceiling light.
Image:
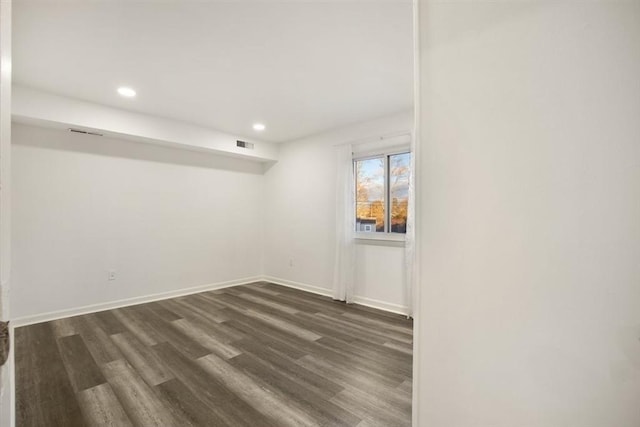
[253,123,266,131]
[117,87,136,98]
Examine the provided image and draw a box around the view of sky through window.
[356,157,385,232]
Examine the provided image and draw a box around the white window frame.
[353,145,411,242]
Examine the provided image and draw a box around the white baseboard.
[11,276,263,327]
[263,275,409,316]
[262,276,333,298]
[12,274,408,327]
[352,295,409,316]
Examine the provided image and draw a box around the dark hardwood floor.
[15,282,413,427]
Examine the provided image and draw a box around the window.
[355,151,411,235]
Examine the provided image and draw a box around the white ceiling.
[13,1,414,143]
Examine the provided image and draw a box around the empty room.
[4,1,416,426]
[1,0,640,427]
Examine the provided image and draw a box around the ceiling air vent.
[236,140,255,150]
[68,128,103,137]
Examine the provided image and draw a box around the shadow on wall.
[12,123,268,175]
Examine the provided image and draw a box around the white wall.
[416,1,640,426]
[12,123,265,320]
[263,111,412,313]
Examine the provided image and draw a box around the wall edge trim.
[262,275,334,297]
[263,275,410,315]
[11,276,262,327]
[13,274,410,327]
[352,295,410,316]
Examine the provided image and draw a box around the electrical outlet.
[108,270,116,281]
[289,259,294,267]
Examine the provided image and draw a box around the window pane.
[389,152,410,233]
[355,157,385,232]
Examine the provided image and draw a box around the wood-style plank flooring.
[15,282,413,427]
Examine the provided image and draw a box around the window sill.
[354,233,406,247]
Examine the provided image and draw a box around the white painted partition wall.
[263,111,413,314]
[11,124,265,321]
[415,1,640,426]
